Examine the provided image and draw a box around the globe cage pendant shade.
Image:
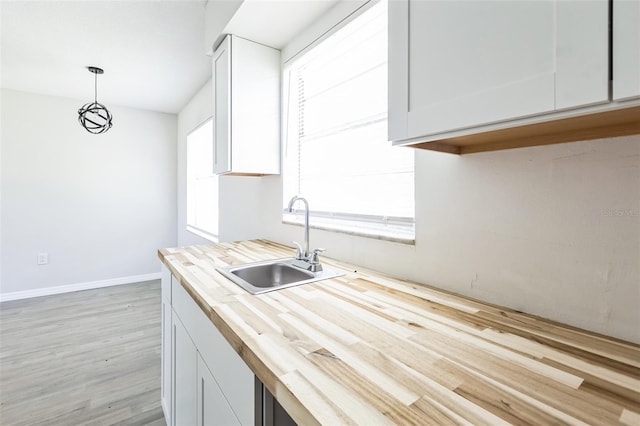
[78,66,113,134]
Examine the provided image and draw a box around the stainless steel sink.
[216,258,343,294]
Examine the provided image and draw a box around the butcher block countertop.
[158,240,640,425]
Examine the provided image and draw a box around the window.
[283,0,414,242]
[186,118,218,240]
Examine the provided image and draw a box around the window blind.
[283,0,414,240]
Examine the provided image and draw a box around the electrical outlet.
[37,252,48,265]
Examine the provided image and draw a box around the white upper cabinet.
[213,35,280,176]
[388,0,640,154]
[389,0,609,142]
[613,0,640,101]
[555,0,609,109]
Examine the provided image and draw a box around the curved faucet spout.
[287,195,310,259]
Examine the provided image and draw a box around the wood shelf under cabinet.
[400,105,640,155]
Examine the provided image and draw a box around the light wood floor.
[0,281,166,425]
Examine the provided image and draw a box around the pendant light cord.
[94,71,98,104]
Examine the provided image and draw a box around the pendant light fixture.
[78,66,113,134]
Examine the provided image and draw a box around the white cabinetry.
[160,265,173,424]
[389,0,640,153]
[613,0,640,101]
[169,276,254,426]
[197,353,241,426]
[161,263,297,425]
[172,313,197,426]
[389,0,608,141]
[213,34,280,176]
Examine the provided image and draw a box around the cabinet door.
[229,36,281,175]
[213,35,232,175]
[161,298,172,424]
[160,265,173,422]
[172,278,255,426]
[161,264,171,303]
[196,353,241,426]
[212,34,280,176]
[172,312,197,426]
[555,0,609,109]
[613,0,640,100]
[389,0,609,141]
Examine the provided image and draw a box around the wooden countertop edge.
[158,245,322,425]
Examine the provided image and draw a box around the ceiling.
[222,0,339,54]
[1,0,212,114]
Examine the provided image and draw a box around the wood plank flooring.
[0,281,166,426]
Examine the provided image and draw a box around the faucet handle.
[292,241,304,260]
[310,248,325,263]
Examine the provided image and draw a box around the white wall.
[0,89,177,298]
[183,0,639,343]
[176,79,264,247]
[264,1,640,343]
[180,82,639,344]
[259,136,640,344]
[413,138,640,341]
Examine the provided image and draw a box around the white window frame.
[186,117,219,242]
[281,0,415,244]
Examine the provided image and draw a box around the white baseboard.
[0,272,162,303]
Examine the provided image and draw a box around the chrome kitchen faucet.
[287,195,325,272]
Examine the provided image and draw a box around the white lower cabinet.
[172,313,197,426]
[197,353,241,426]
[161,298,173,420]
[168,275,254,426]
[161,263,296,426]
[160,265,173,424]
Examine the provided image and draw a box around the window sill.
[186,225,219,243]
[282,218,415,245]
